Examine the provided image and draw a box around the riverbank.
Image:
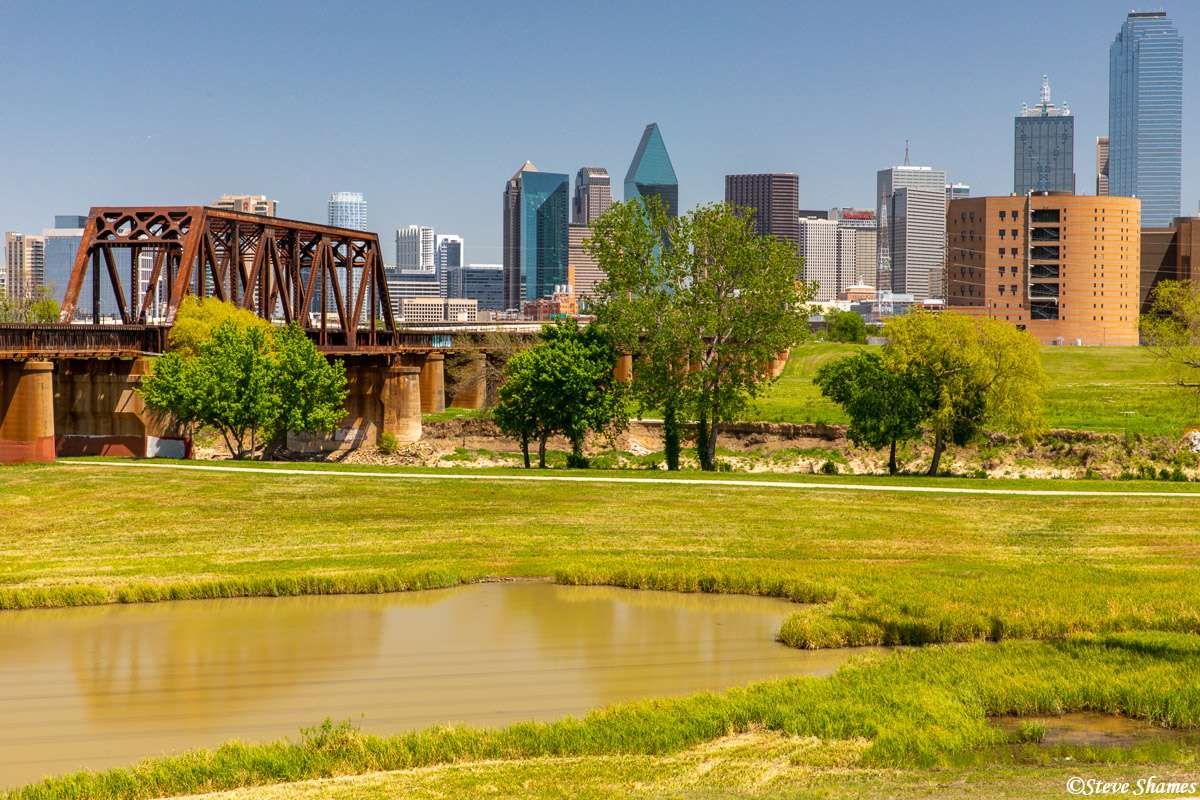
[3,462,1199,797]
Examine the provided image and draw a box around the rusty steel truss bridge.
[1,205,487,358]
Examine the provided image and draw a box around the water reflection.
[0,583,893,788]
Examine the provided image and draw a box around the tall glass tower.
[1014,75,1074,195]
[328,191,367,231]
[624,123,678,217]
[502,162,569,309]
[1109,11,1182,227]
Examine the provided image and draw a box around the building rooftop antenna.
[904,139,910,166]
[1041,74,1051,107]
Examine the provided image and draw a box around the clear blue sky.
[2,1,1198,265]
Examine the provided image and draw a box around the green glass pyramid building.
[624,123,678,218]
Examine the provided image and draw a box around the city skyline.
[1,1,1197,267]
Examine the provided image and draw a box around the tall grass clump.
[0,569,466,611]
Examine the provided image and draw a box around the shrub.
[1017,720,1047,744]
[820,460,839,475]
[377,433,399,455]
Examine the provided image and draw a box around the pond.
[0,581,895,788]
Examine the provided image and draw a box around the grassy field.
[747,343,1200,438]
[3,463,1200,650]
[4,462,1200,797]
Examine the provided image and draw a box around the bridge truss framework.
[59,206,397,350]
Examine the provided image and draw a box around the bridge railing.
[0,324,170,358]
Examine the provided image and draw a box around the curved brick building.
[947,194,1140,346]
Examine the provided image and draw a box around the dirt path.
[59,460,1200,498]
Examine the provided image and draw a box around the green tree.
[139,319,347,460]
[588,199,813,471]
[169,296,270,358]
[492,347,551,468]
[1142,279,1200,407]
[883,311,1045,475]
[815,351,928,474]
[492,319,624,468]
[266,323,349,454]
[826,309,867,344]
[0,284,60,323]
[585,196,693,469]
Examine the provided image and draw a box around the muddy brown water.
[0,582,894,789]
[990,712,1185,748]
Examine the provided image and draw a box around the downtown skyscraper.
[724,174,800,248]
[573,167,613,224]
[328,192,366,231]
[1109,11,1182,227]
[624,123,678,218]
[876,164,946,301]
[1014,75,1074,195]
[502,162,569,310]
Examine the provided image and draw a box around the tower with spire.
[1014,74,1075,195]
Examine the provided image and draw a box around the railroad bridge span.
[0,207,536,464]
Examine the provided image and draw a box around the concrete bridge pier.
[55,358,189,458]
[0,361,56,464]
[418,352,446,414]
[298,359,422,452]
[449,352,487,410]
[614,353,634,382]
[768,349,790,379]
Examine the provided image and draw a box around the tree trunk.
[704,399,719,470]
[538,432,548,468]
[663,402,680,471]
[696,407,711,471]
[521,434,531,469]
[888,439,898,475]
[927,430,945,476]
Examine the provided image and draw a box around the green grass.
[63,456,1200,491]
[4,463,1200,648]
[4,463,1200,797]
[9,633,1200,799]
[420,408,484,423]
[747,343,1200,437]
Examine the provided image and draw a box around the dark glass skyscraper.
[502,162,569,309]
[1109,11,1182,227]
[1014,76,1074,195]
[624,123,678,217]
[724,174,800,247]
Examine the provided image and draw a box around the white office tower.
[328,192,366,231]
[396,226,436,271]
[435,234,463,296]
[876,165,947,301]
[798,219,855,302]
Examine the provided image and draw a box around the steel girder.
[59,206,396,348]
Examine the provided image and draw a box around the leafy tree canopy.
[492,318,624,468]
[883,311,1045,475]
[826,309,867,344]
[169,296,270,358]
[587,198,813,470]
[140,316,347,460]
[815,350,928,474]
[1142,279,1200,404]
[1,284,60,323]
